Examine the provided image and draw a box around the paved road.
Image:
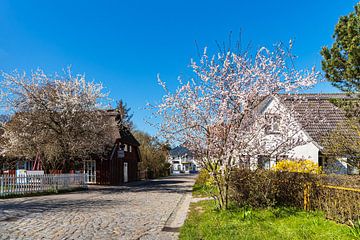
[0,175,195,240]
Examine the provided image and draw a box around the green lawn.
[180,200,357,240]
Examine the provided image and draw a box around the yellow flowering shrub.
[272,159,322,174]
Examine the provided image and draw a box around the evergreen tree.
[321,2,360,93]
[115,100,134,130]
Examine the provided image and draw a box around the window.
[24,161,34,170]
[124,144,128,152]
[258,155,271,169]
[129,145,132,152]
[265,114,281,134]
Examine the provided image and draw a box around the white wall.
[254,96,321,166]
[286,141,320,164]
[168,156,199,174]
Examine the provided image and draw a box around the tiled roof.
[170,146,193,158]
[280,94,350,146]
[286,93,357,100]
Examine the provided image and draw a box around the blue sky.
[0,0,358,134]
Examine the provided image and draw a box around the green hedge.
[230,169,360,224]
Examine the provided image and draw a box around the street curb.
[162,192,192,233]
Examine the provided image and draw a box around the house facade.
[250,93,359,174]
[168,146,199,174]
[83,111,141,185]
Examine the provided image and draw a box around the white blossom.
[152,44,321,209]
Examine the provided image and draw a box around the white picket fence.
[0,174,87,197]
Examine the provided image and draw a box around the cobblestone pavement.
[0,175,195,240]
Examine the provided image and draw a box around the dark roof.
[169,146,193,158]
[280,94,352,145]
[104,110,140,146]
[119,127,140,146]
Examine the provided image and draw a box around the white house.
[250,93,359,174]
[168,146,199,174]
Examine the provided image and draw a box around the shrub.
[230,169,277,208]
[193,169,218,197]
[273,159,322,174]
[195,169,211,185]
[313,185,360,224]
[322,174,360,188]
[230,168,360,224]
[230,168,319,209]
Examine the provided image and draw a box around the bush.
[230,168,360,224]
[273,159,322,174]
[195,169,211,185]
[230,168,319,209]
[313,185,360,224]
[322,174,360,188]
[193,169,217,197]
[230,169,277,208]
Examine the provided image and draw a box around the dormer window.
[265,114,281,134]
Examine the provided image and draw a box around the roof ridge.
[278,93,358,100]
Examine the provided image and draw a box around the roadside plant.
[349,219,360,238]
[153,43,320,209]
[133,130,170,178]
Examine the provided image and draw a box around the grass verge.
[180,200,357,240]
[192,183,215,198]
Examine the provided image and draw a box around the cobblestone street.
[0,175,195,240]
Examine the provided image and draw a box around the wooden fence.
[304,184,360,223]
[0,174,87,197]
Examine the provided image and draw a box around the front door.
[124,162,128,183]
[84,160,96,184]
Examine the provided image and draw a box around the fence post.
[304,183,310,211]
[0,176,3,196]
[55,175,58,192]
[83,173,86,188]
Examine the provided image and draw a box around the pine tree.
[321,2,360,93]
[115,100,134,130]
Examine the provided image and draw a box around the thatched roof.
[106,110,140,146]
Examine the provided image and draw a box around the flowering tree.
[0,69,113,171]
[153,45,320,209]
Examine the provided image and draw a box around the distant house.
[168,146,199,174]
[251,93,359,174]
